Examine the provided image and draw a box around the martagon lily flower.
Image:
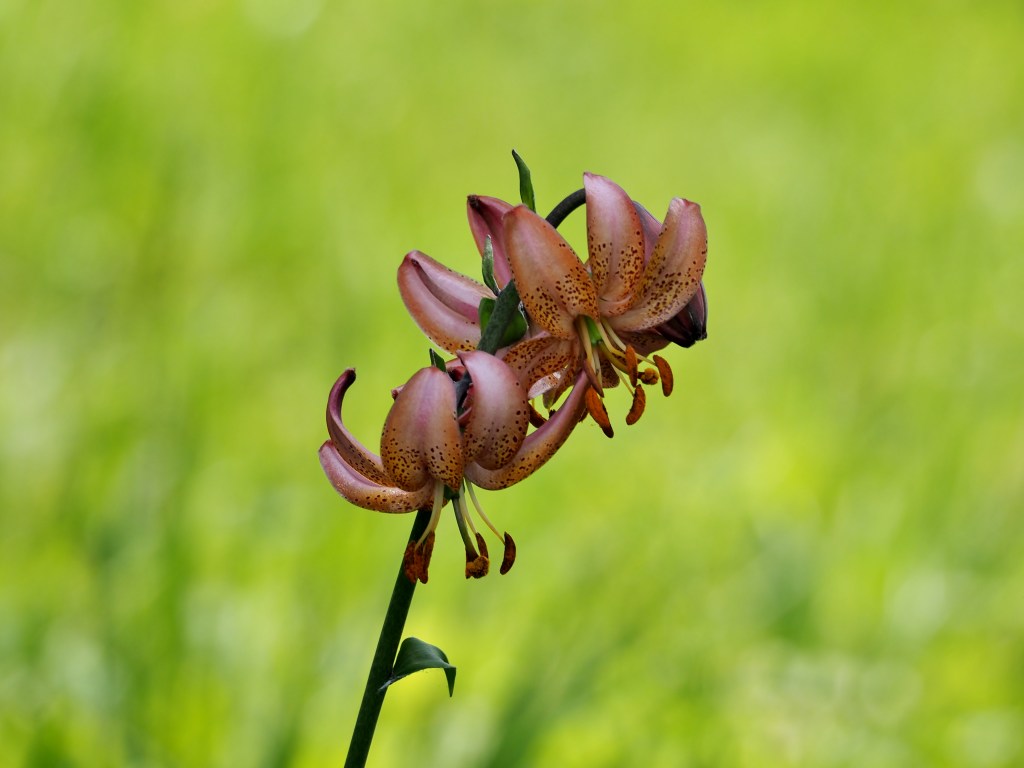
[318,352,589,582]
[502,173,707,435]
[397,174,708,436]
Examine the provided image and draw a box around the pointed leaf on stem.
[380,637,457,697]
[511,149,536,212]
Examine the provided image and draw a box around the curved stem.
[545,188,586,228]
[345,507,433,768]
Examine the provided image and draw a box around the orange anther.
[403,532,435,584]
[654,355,674,396]
[585,387,614,438]
[625,384,646,426]
[499,532,517,575]
[402,541,418,584]
[465,554,489,579]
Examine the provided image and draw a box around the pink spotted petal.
[398,250,491,352]
[467,195,515,288]
[319,442,432,512]
[458,351,530,470]
[504,206,599,339]
[614,198,708,332]
[465,371,590,491]
[633,201,662,262]
[325,369,390,485]
[381,366,464,491]
[584,173,646,318]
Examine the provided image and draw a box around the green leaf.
[481,235,499,293]
[428,349,447,372]
[380,637,456,697]
[479,296,527,347]
[478,296,497,333]
[500,306,528,346]
[511,149,536,212]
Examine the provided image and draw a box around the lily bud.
[467,195,515,288]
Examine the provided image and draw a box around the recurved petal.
[319,441,433,512]
[467,195,515,288]
[465,371,589,490]
[632,201,662,262]
[499,334,579,398]
[613,198,708,332]
[398,250,491,352]
[381,366,464,491]
[655,280,708,348]
[504,205,599,338]
[615,328,670,357]
[584,173,645,317]
[458,351,530,470]
[325,369,390,485]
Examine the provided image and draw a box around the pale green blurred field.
[2,0,1023,766]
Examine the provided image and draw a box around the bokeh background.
[2,0,1023,765]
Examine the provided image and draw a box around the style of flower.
[500,173,707,435]
[318,352,589,582]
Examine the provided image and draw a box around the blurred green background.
[2,0,1023,765]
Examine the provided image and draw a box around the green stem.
[344,507,433,768]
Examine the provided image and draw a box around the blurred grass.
[2,0,1023,765]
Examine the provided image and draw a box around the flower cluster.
[320,165,707,582]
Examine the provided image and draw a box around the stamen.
[585,387,614,438]
[608,360,635,394]
[499,533,516,575]
[654,355,674,396]
[639,369,659,386]
[594,320,626,361]
[625,384,646,425]
[403,532,435,584]
[601,321,631,354]
[402,540,418,583]
[625,346,638,387]
[576,317,604,394]
[417,533,435,583]
[475,532,489,561]
[466,482,504,542]
[465,553,489,579]
[528,402,547,428]
[416,483,446,549]
[468,536,491,581]
[582,348,604,394]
